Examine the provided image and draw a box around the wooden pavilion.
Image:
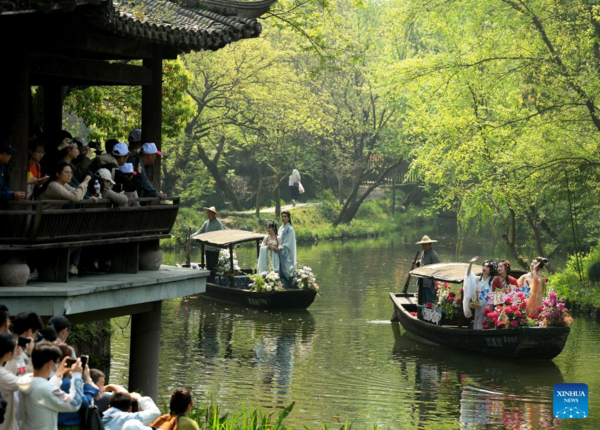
[0,0,275,399]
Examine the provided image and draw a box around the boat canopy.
[409,263,481,283]
[191,229,266,247]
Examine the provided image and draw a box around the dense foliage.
[63,0,600,273]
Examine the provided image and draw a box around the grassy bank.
[550,246,600,315]
[163,197,434,248]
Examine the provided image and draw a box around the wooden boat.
[191,229,317,310]
[390,263,570,359]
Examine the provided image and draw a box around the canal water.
[110,225,599,429]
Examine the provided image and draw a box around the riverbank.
[163,197,436,248]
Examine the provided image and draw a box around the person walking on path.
[193,206,223,271]
[415,235,441,315]
[288,169,301,206]
[278,210,297,289]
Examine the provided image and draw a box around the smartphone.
[80,355,89,368]
[65,358,77,367]
[17,336,31,348]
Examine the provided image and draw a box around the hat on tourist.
[119,163,137,176]
[415,235,438,244]
[203,206,220,217]
[96,168,116,184]
[128,129,142,143]
[0,141,17,154]
[140,142,163,156]
[48,315,71,334]
[112,142,129,157]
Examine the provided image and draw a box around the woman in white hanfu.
[463,256,497,329]
[278,210,297,289]
[257,220,281,273]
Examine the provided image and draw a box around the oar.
[402,250,422,294]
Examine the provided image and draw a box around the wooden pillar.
[43,84,64,134]
[129,301,162,401]
[142,57,163,190]
[0,51,29,193]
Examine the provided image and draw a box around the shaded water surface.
[111,228,600,429]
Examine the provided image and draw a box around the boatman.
[415,235,441,312]
[194,206,223,272]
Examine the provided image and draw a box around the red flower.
[444,282,450,288]
[448,297,454,303]
[520,302,527,309]
[410,312,417,316]
[510,320,519,327]
[456,298,462,304]
[484,306,492,315]
[482,323,490,329]
[448,292,456,298]
[434,286,439,290]
[505,297,513,305]
[496,320,506,328]
[515,310,522,317]
[426,302,433,308]
[459,288,464,294]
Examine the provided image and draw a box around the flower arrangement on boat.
[249,270,283,292]
[537,290,573,327]
[216,249,241,276]
[481,288,572,329]
[435,281,462,319]
[291,266,319,291]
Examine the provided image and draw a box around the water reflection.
[391,323,563,429]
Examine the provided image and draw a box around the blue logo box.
[553,383,588,419]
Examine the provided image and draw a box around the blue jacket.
[0,164,14,206]
[57,377,100,426]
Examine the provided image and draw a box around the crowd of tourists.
[0,305,200,430]
[1,128,169,276]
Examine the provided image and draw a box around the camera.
[65,358,77,367]
[80,355,89,368]
[18,336,31,349]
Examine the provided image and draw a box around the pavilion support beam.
[142,57,163,190]
[30,55,152,86]
[128,301,162,401]
[43,84,63,134]
[0,50,29,194]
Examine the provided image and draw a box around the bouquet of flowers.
[435,281,462,319]
[291,266,319,291]
[249,270,283,292]
[216,249,241,276]
[537,290,573,327]
[482,302,533,329]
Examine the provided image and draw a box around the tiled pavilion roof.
[0,0,276,52]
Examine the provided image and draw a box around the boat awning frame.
[409,263,482,284]
[191,229,266,248]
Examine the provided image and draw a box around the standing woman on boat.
[518,257,549,289]
[278,210,297,289]
[415,235,441,309]
[492,260,518,292]
[194,206,223,272]
[463,256,497,329]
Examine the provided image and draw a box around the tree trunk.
[195,143,243,211]
[274,185,281,219]
[338,175,344,205]
[255,167,263,216]
[501,209,529,270]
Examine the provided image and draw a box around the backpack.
[80,398,105,430]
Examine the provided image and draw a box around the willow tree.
[384,0,600,267]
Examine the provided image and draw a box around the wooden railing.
[0,197,179,245]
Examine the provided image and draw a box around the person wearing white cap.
[93,168,128,207]
[127,143,167,200]
[414,235,441,312]
[192,206,223,271]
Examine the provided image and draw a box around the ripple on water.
[111,236,600,428]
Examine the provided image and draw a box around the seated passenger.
[1,141,26,208]
[37,162,94,209]
[257,220,281,273]
[464,256,497,329]
[518,256,548,289]
[492,259,518,292]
